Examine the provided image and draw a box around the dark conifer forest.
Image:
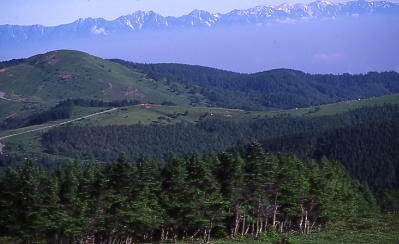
[39,103,399,191]
[0,142,380,243]
[111,60,399,109]
[1,102,397,243]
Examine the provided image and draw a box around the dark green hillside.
[261,118,399,191]
[40,103,399,190]
[111,60,399,109]
[0,50,200,104]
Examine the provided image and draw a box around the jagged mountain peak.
[276,2,295,12]
[0,0,398,43]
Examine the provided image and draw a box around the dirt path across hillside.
[0,107,118,155]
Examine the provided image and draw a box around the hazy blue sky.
[1,0,398,74]
[0,0,381,26]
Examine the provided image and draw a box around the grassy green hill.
[1,49,399,165]
[0,50,201,104]
[2,49,399,127]
[0,50,210,128]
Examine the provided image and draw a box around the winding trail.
[0,107,118,155]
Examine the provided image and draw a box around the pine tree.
[57,159,88,242]
[219,152,246,239]
[0,167,22,239]
[314,157,358,224]
[242,141,276,237]
[102,153,140,242]
[160,154,191,242]
[134,154,164,242]
[40,174,62,243]
[79,160,105,242]
[185,152,226,242]
[275,154,310,234]
[0,161,48,242]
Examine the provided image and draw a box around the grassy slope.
[74,93,399,127]
[0,50,204,121]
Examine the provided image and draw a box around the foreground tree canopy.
[0,141,379,243]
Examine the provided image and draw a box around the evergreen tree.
[57,159,88,242]
[102,153,140,242]
[0,161,48,242]
[313,157,358,224]
[160,154,191,241]
[242,141,276,238]
[186,152,226,242]
[134,154,164,242]
[275,154,310,234]
[219,152,246,238]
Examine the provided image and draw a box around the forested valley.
[36,103,399,192]
[1,102,398,243]
[111,60,399,110]
[0,142,387,243]
[1,51,399,243]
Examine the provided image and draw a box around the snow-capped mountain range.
[1,0,398,43]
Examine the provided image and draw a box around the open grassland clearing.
[69,93,399,126]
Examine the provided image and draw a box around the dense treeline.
[41,104,399,191]
[27,100,74,126]
[0,142,379,243]
[0,58,25,69]
[261,119,399,191]
[110,59,399,109]
[25,98,141,127]
[68,98,141,108]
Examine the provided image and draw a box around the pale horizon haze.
[3,0,398,26]
[1,0,398,74]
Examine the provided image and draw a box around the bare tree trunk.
[304,211,309,235]
[202,228,208,243]
[191,228,201,240]
[161,227,165,242]
[244,223,250,235]
[165,227,169,242]
[299,205,304,234]
[233,207,240,238]
[205,218,214,243]
[173,228,178,243]
[230,224,235,239]
[241,213,246,237]
[264,210,269,232]
[251,221,255,237]
[272,194,279,227]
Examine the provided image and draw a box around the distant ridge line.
[1,0,398,43]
